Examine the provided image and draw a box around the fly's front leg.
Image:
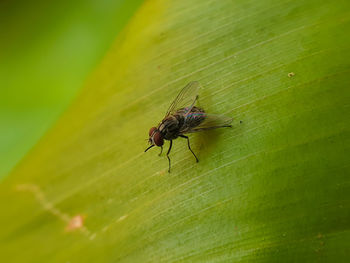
[179,135,199,162]
[159,146,163,156]
[167,140,173,173]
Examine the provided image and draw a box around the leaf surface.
[0,0,349,262]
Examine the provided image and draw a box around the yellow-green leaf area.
[0,0,349,262]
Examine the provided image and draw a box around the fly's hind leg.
[179,135,199,163]
[195,95,199,103]
[167,140,173,173]
[188,95,199,110]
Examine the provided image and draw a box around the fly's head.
[145,126,164,152]
[149,127,164,146]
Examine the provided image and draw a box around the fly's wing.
[184,113,233,133]
[165,81,200,117]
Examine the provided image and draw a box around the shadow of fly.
[145,81,232,172]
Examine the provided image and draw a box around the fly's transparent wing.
[165,81,200,117]
[184,113,233,133]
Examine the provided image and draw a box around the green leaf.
[1,0,349,262]
[0,0,143,179]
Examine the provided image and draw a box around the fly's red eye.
[149,127,157,137]
[153,132,164,146]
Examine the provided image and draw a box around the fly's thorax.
[159,116,177,132]
[159,115,182,140]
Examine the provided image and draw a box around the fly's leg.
[167,140,173,173]
[187,95,199,113]
[179,135,199,162]
[194,95,199,104]
[159,146,163,156]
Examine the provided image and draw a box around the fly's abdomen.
[185,112,206,126]
[180,107,206,133]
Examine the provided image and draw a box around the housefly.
[145,81,232,172]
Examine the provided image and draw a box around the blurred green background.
[0,0,143,180]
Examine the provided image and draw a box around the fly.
[145,81,232,172]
